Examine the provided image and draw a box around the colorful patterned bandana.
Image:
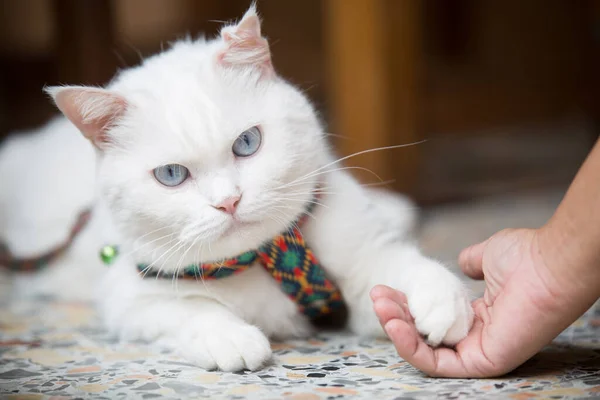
[138,211,344,319]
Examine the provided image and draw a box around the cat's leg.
[307,172,473,346]
[343,244,473,347]
[103,295,272,371]
[99,261,272,371]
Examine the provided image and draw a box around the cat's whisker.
[290,141,427,187]
[359,179,396,188]
[277,165,384,191]
[139,243,177,279]
[268,201,301,212]
[122,240,178,274]
[271,180,315,192]
[174,238,198,275]
[125,225,175,253]
[139,266,155,279]
[299,83,318,95]
[141,239,184,279]
[269,210,303,254]
[269,203,294,213]
[265,213,290,231]
[277,189,339,203]
[271,197,329,210]
[286,187,336,195]
[172,238,194,288]
[273,142,426,193]
[271,192,329,204]
[154,240,188,281]
[194,240,211,290]
[303,210,317,220]
[214,253,231,276]
[280,195,335,204]
[126,232,177,259]
[132,225,173,244]
[269,206,307,229]
[131,235,177,266]
[267,206,296,220]
[284,188,337,197]
[285,179,397,198]
[325,132,350,140]
[173,236,201,293]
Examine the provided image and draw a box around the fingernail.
[383,322,393,336]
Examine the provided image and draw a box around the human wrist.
[537,216,600,304]
[535,139,600,300]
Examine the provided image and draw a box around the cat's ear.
[45,86,128,150]
[218,4,273,77]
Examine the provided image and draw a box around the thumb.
[458,239,490,280]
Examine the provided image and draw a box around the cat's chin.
[195,215,292,261]
[220,218,261,238]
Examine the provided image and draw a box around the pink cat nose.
[213,196,241,215]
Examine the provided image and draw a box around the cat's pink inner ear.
[47,86,127,149]
[218,7,273,76]
[228,10,262,39]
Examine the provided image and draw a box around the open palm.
[372,228,576,377]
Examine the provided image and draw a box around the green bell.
[100,245,119,265]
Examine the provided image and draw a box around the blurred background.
[1,0,599,206]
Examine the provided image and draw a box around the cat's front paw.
[179,319,272,371]
[408,277,474,346]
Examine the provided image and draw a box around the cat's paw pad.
[180,321,272,371]
[408,281,473,347]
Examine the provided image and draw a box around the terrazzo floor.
[2,189,599,399]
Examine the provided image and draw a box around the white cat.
[0,6,473,371]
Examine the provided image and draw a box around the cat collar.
[0,210,92,272]
[120,198,344,319]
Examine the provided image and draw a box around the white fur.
[0,118,111,301]
[0,7,473,371]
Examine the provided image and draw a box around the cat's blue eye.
[153,164,189,187]
[232,126,262,157]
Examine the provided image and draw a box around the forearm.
[539,138,600,304]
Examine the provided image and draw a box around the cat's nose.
[213,196,241,215]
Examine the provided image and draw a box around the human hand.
[371,228,586,377]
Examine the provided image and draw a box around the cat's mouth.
[221,217,261,237]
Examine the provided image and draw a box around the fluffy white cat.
[0,6,473,371]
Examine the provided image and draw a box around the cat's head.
[47,6,329,266]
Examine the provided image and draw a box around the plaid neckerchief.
[137,199,344,319]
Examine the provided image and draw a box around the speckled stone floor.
[1,189,599,399]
